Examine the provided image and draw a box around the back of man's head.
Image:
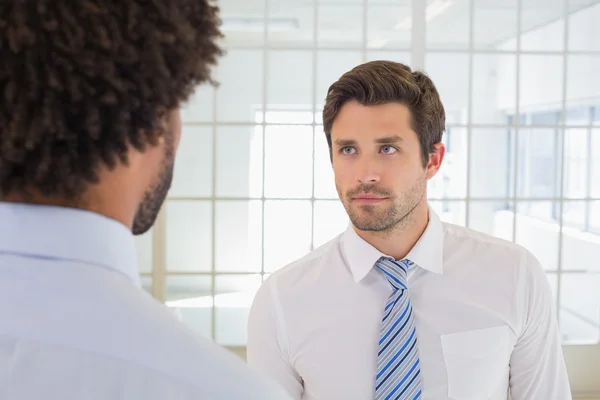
[0,0,223,233]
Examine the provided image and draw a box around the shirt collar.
[0,202,140,286]
[341,204,444,283]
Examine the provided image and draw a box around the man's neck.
[354,202,430,261]
[1,191,82,208]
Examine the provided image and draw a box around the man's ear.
[426,142,445,180]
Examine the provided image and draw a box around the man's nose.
[357,158,381,185]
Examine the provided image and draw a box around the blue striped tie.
[374,257,422,400]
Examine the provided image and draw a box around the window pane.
[594,106,600,126]
[591,201,600,235]
[515,201,560,272]
[520,0,565,51]
[472,55,517,125]
[428,201,466,226]
[529,111,561,126]
[561,201,600,273]
[219,0,265,47]
[562,200,587,231]
[166,201,212,272]
[568,0,600,52]
[516,129,560,199]
[426,0,469,50]
[316,51,363,115]
[318,4,363,48]
[314,125,337,199]
[170,127,213,198]
[267,51,313,111]
[263,111,314,124]
[592,129,600,197]
[267,0,314,47]
[365,51,411,65]
[215,201,262,273]
[559,273,600,344]
[367,3,411,49]
[215,274,262,346]
[313,200,349,249]
[565,107,591,126]
[425,53,469,126]
[468,201,514,242]
[520,55,564,113]
[216,50,263,122]
[264,125,313,198]
[475,0,517,50]
[470,129,514,198]
[567,56,600,114]
[181,84,214,123]
[134,228,153,274]
[429,128,467,199]
[563,129,589,199]
[508,114,527,126]
[166,276,212,339]
[264,200,312,272]
[215,126,263,198]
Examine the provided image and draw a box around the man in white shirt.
[0,2,289,399]
[247,61,572,399]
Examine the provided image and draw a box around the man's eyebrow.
[375,135,403,144]
[334,138,357,147]
[333,135,403,147]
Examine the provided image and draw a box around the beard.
[338,173,427,235]
[132,130,175,236]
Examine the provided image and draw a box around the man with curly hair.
[0,1,290,399]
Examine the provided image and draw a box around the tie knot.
[375,257,413,291]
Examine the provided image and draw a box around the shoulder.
[441,222,547,286]
[249,234,344,320]
[443,221,534,262]
[262,234,342,294]
[123,290,287,398]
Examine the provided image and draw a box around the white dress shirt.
[247,206,572,400]
[0,202,290,400]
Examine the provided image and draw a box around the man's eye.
[381,146,398,154]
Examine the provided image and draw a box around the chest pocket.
[441,326,511,400]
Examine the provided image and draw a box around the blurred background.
[136,0,600,396]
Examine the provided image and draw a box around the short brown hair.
[0,0,223,199]
[322,60,445,167]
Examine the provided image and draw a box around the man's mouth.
[352,194,388,204]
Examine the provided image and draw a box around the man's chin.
[349,216,390,232]
[352,223,390,232]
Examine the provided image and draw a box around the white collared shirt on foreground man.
[247,206,572,400]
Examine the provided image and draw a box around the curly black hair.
[0,0,223,200]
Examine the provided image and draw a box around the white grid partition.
[135,0,600,395]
